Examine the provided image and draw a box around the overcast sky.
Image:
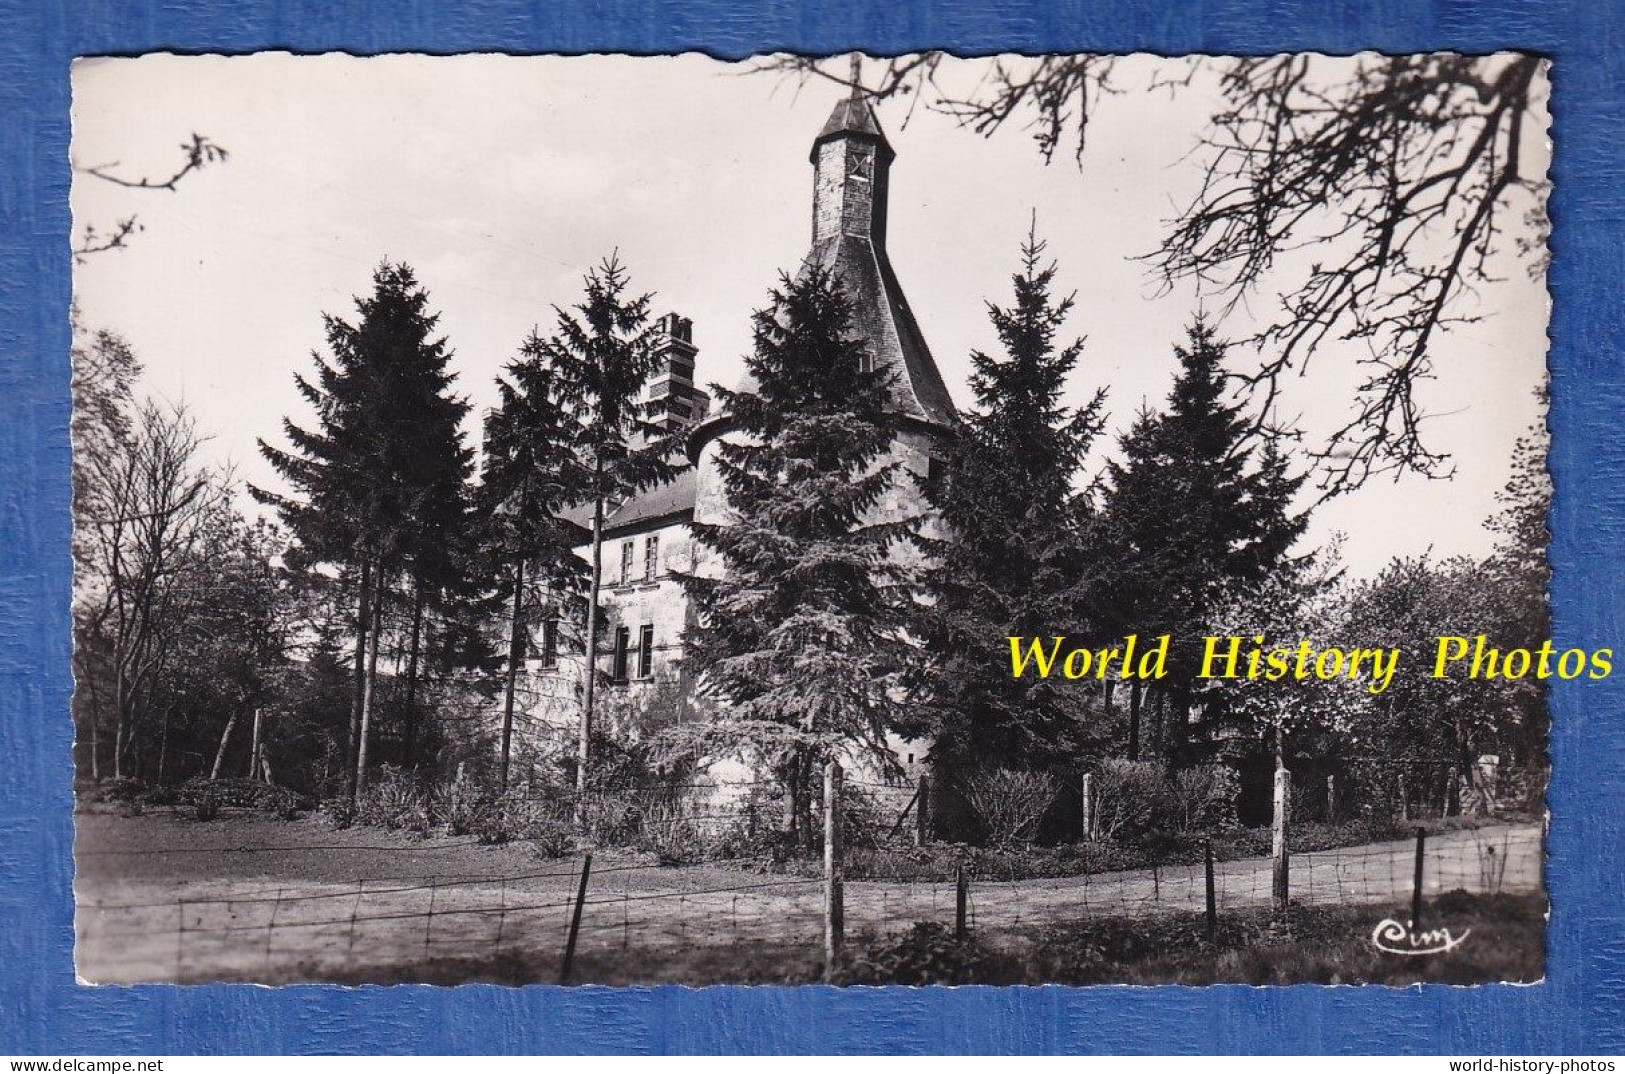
[70,53,1551,579]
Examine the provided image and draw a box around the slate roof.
[721,95,958,431]
[561,466,698,538]
[811,95,896,164]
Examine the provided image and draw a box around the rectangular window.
[619,540,634,585]
[611,626,631,683]
[644,533,660,581]
[540,618,558,669]
[637,624,654,679]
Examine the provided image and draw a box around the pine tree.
[255,261,471,801]
[1100,320,1307,760]
[531,254,678,798]
[390,284,478,774]
[681,267,922,849]
[480,342,592,790]
[918,230,1107,769]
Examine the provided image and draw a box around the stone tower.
[690,87,959,536]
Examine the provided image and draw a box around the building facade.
[519,89,957,776]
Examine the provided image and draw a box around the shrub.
[356,768,432,835]
[141,785,179,807]
[1166,766,1222,833]
[321,796,357,830]
[175,778,313,817]
[639,802,702,865]
[443,788,481,836]
[524,815,576,859]
[841,923,1002,985]
[1091,759,1165,841]
[80,778,146,804]
[193,792,220,822]
[581,789,648,846]
[837,784,895,851]
[469,794,576,857]
[687,788,797,863]
[962,769,1057,847]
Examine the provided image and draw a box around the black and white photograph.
[70,51,1551,987]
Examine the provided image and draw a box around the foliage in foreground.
[840,891,1544,987]
[242,891,1543,988]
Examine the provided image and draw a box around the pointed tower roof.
[800,88,956,428]
[810,94,895,165]
[688,87,958,462]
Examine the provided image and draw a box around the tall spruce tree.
[394,296,478,773]
[532,255,678,799]
[256,261,471,800]
[681,267,923,849]
[480,343,591,790]
[1100,320,1307,760]
[919,230,1107,769]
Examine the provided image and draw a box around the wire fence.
[75,769,1544,985]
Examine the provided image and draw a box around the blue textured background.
[1,0,1619,1055]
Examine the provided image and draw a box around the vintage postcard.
[69,52,1551,986]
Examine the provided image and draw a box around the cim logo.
[1370,917,1471,956]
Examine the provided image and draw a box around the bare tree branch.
[757,53,1549,495]
[73,132,228,263]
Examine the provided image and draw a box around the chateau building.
[521,89,957,771]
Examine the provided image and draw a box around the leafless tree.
[76,399,235,779]
[760,53,1548,495]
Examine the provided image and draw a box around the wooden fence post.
[915,773,930,847]
[824,761,843,981]
[1080,771,1094,842]
[1411,827,1426,932]
[1272,765,1291,918]
[559,851,593,984]
[955,864,968,941]
[450,761,465,822]
[1204,839,1217,941]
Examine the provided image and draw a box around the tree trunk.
[577,462,606,814]
[785,751,804,846]
[354,584,384,798]
[346,555,373,804]
[113,661,129,781]
[1151,689,1165,756]
[248,706,263,781]
[209,709,239,780]
[156,704,171,785]
[499,557,526,792]
[402,584,426,769]
[1128,682,1142,761]
[88,695,101,782]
